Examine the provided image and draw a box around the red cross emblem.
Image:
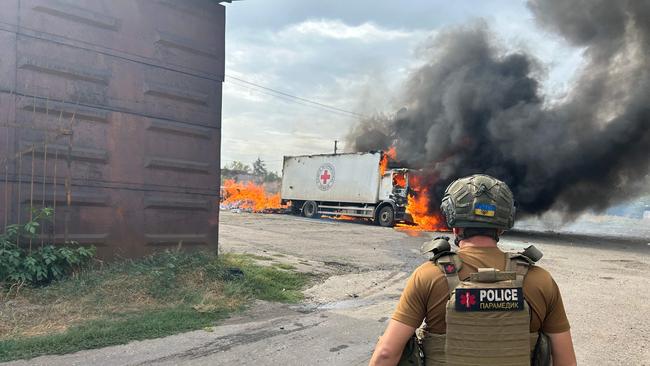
[444,264,456,274]
[460,292,476,309]
[320,170,331,184]
[317,164,335,191]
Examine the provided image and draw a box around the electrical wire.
[0,20,221,82]
[0,19,367,122]
[225,75,366,119]
[226,78,362,119]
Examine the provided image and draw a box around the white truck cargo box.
[281,152,382,204]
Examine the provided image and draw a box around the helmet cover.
[440,174,515,230]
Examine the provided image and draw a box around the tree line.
[221,157,280,184]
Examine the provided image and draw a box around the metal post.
[29,147,35,252]
[64,104,76,244]
[3,90,13,234]
[64,133,72,244]
[52,103,64,243]
[16,152,22,247]
[41,98,49,246]
[334,140,338,154]
[53,149,58,242]
[3,164,7,232]
[41,143,47,247]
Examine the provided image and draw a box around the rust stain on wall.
[0,0,224,259]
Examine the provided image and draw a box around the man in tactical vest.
[369,174,577,366]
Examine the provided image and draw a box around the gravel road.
[5,211,649,366]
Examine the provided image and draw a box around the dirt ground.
[5,211,650,365]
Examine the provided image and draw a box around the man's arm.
[368,320,416,366]
[548,330,577,366]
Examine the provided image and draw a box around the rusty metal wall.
[0,0,223,259]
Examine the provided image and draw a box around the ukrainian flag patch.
[474,203,496,217]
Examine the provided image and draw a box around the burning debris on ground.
[348,0,650,221]
[220,179,286,213]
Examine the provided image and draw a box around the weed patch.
[1,208,95,288]
[0,307,227,361]
[0,251,312,362]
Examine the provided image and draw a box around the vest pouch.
[420,331,447,365]
[531,332,552,366]
[398,335,424,366]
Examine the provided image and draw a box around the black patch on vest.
[443,263,457,274]
[455,287,524,312]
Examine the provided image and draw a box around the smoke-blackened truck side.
[280,152,410,227]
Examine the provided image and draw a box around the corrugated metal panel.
[0,0,223,259]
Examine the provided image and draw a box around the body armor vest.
[420,246,544,366]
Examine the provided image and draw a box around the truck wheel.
[377,206,395,227]
[302,201,319,218]
[290,201,302,215]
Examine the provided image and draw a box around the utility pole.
[334,140,338,154]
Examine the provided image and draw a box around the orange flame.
[379,156,388,175]
[405,191,447,231]
[221,179,282,212]
[386,146,397,159]
[379,146,397,175]
[393,172,407,187]
[400,174,449,232]
[334,215,357,221]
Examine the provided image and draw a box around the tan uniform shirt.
[392,246,570,334]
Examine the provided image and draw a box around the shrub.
[0,208,95,288]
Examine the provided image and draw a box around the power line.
[0,19,366,122]
[225,74,367,119]
[0,18,366,121]
[226,78,360,119]
[227,79,359,119]
[0,19,220,83]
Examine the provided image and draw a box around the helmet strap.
[454,228,500,246]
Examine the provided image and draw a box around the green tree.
[264,171,280,183]
[225,160,251,173]
[252,157,268,177]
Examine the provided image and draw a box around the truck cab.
[378,169,410,225]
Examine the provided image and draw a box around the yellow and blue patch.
[474,203,496,217]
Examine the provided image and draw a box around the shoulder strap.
[506,245,543,286]
[506,253,533,287]
[434,253,462,293]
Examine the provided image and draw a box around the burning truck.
[280,151,412,227]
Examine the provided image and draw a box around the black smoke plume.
[348,0,650,216]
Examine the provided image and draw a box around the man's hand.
[369,320,416,366]
[548,330,577,366]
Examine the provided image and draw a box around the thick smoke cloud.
[348,0,650,216]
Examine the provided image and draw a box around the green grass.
[273,263,297,271]
[0,251,312,362]
[0,307,227,361]
[247,254,274,261]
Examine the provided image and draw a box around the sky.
[220,0,584,174]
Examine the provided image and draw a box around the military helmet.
[440,174,515,230]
